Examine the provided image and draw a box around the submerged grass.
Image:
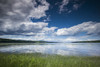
[0,53,100,67]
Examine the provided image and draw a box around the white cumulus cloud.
[0,0,57,37]
[56,21,100,36]
[59,0,84,13]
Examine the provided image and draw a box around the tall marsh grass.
[0,53,100,67]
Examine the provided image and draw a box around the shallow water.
[0,43,100,56]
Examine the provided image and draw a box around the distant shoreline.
[0,38,100,43]
[72,40,100,43]
[0,38,55,43]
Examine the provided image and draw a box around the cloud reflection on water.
[0,43,100,56]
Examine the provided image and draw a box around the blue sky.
[0,0,100,42]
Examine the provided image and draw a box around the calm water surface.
[0,43,100,56]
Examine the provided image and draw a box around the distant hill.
[72,40,100,43]
[0,38,51,43]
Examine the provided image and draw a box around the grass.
[0,53,100,67]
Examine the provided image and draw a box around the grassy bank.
[0,53,100,67]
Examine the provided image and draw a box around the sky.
[0,0,100,42]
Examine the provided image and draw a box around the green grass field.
[0,53,100,67]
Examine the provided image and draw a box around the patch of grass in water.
[0,53,100,67]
